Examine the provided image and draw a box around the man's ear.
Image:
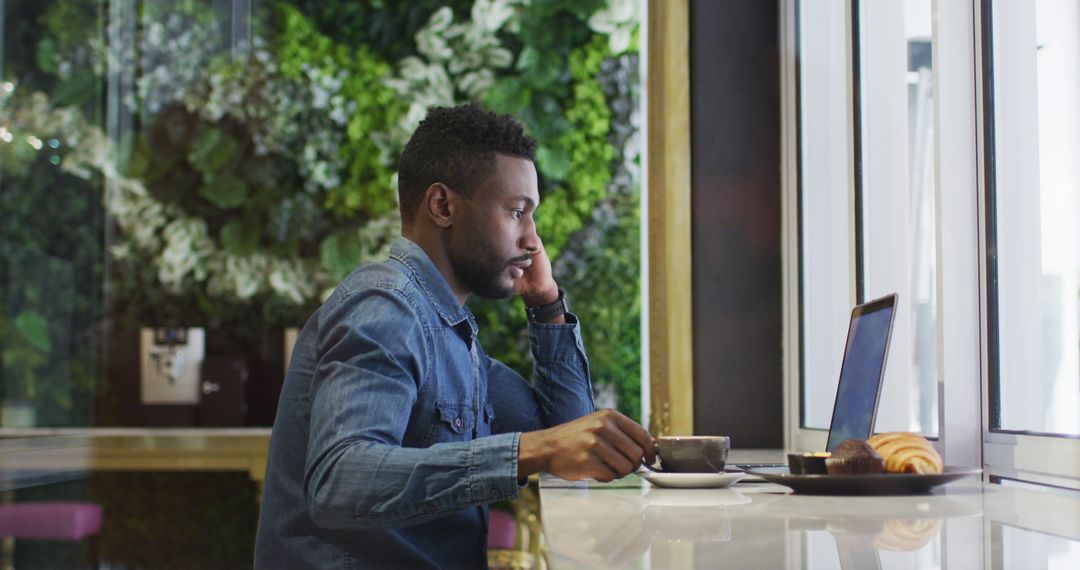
[422,183,456,228]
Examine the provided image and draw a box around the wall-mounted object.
[139,328,204,405]
[197,356,249,426]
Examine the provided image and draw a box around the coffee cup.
[654,436,731,473]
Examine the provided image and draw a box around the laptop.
[732,293,898,472]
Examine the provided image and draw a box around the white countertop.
[539,452,1080,569]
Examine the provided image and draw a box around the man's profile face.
[445,154,540,300]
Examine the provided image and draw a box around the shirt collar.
[389,237,477,336]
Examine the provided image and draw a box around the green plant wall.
[3,0,642,423]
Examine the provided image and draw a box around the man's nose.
[520,221,541,253]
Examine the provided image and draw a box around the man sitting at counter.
[254,103,656,569]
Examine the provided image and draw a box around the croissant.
[866,432,943,474]
[874,518,943,551]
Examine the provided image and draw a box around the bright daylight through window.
[857,0,937,436]
[989,0,1080,437]
[800,0,939,437]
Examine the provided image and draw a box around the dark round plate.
[747,466,982,495]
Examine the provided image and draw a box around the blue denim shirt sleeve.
[487,312,595,434]
[304,287,522,530]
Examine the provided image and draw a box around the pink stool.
[487,509,517,550]
[0,501,102,569]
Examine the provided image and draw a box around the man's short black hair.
[397,103,537,226]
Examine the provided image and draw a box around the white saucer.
[640,470,746,489]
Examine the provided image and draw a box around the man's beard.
[447,228,515,300]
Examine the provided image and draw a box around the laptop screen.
[825,294,898,452]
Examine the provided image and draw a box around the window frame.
[976,0,1080,485]
[777,0,851,453]
[782,0,857,453]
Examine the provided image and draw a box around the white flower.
[486,47,514,69]
[588,0,639,54]
[131,201,168,251]
[109,243,132,261]
[209,253,269,300]
[471,0,518,32]
[459,69,495,98]
[268,259,315,305]
[158,218,212,291]
[311,83,332,109]
[329,105,348,125]
[417,8,456,61]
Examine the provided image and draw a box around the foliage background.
[1,0,642,425]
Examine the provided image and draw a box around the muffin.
[825,439,885,474]
[867,432,943,474]
[788,452,831,475]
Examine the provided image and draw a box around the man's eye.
[512,209,525,220]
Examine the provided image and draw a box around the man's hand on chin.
[513,242,566,324]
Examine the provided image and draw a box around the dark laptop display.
[732,294,898,472]
[824,293,897,452]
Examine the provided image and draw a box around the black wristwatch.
[526,289,569,323]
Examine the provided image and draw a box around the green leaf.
[523,50,563,89]
[484,79,531,115]
[126,137,152,179]
[188,128,239,174]
[535,145,571,181]
[199,173,248,209]
[219,217,262,256]
[52,71,98,107]
[35,38,58,74]
[13,311,51,353]
[516,46,540,71]
[319,232,363,279]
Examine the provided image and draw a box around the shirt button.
[489,490,500,500]
[455,418,462,428]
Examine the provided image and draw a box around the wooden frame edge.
[646,0,694,436]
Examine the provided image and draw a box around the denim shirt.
[254,237,595,569]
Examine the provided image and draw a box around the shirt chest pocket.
[424,401,477,446]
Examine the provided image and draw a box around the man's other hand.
[517,410,656,482]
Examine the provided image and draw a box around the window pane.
[1,3,107,427]
[990,0,1080,436]
[858,0,938,436]
[799,0,854,429]
[1001,524,1080,570]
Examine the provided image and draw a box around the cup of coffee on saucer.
[653,435,731,473]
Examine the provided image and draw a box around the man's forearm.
[307,435,522,529]
[528,315,594,426]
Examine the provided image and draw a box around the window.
[789,0,1077,486]
[856,0,938,436]
[985,0,1080,438]
[795,0,939,439]
[797,0,854,432]
[998,523,1080,569]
